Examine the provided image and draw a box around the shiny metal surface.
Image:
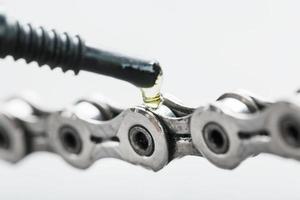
[1,91,300,171]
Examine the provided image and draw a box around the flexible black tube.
[82,46,161,88]
[0,12,161,88]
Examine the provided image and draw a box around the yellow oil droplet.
[141,71,163,109]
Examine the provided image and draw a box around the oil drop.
[141,71,163,109]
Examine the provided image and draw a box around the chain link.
[0,91,299,171]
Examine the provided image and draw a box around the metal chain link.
[0,90,300,171]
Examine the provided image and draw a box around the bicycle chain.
[0,90,299,171]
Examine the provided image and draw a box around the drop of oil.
[141,71,163,109]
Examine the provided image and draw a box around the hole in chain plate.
[280,115,300,148]
[203,122,229,154]
[128,125,154,156]
[59,126,82,155]
[134,132,149,150]
[0,127,10,150]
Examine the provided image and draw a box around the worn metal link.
[0,91,300,171]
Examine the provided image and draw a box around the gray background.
[0,0,300,199]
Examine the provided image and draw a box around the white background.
[0,0,300,199]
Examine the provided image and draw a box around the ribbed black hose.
[0,12,161,88]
